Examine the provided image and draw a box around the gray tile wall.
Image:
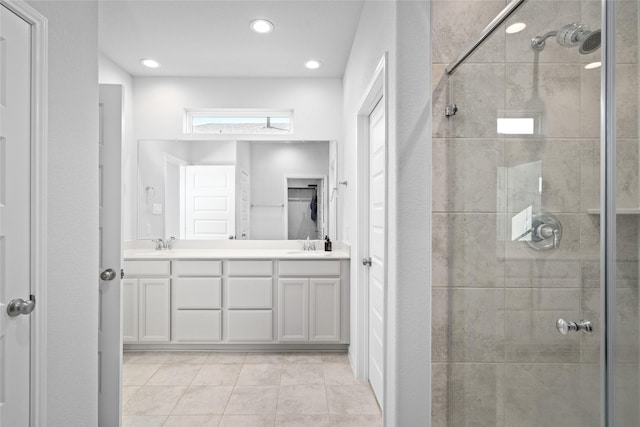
[431,1,640,425]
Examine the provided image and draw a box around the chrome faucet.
[166,236,176,250]
[153,237,176,250]
[153,238,165,250]
[303,236,316,251]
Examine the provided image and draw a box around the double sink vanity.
[122,242,350,351]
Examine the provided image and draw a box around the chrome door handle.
[362,257,372,266]
[100,268,117,281]
[556,318,593,335]
[7,295,36,317]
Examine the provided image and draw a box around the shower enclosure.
[432,0,638,425]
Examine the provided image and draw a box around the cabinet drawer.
[227,310,272,342]
[278,260,340,276]
[124,260,170,277]
[174,260,222,276]
[175,278,221,309]
[174,310,221,342]
[228,260,272,276]
[227,278,272,308]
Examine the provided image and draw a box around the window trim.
[184,108,294,135]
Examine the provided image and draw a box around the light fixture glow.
[305,59,322,70]
[506,22,527,34]
[140,58,160,68]
[250,19,274,34]
[585,61,602,70]
[497,118,535,135]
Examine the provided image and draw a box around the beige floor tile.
[125,352,171,364]
[321,353,350,365]
[283,353,323,364]
[147,364,201,386]
[225,386,279,415]
[206,352,247,365]
[323,364,357,385]
[192,364,241,386]
[244,353,284,364]
[237,364,282,386]
[123,385,186,416]
[330,414,383,427]
[123,364,162,386]
[171,385,233,415]
[121,415,167,427]
[122,385,142,405]
[275,414,331,426]
[219,414,275,427]
[164,352,210,365]
[281,364,324,385]
[163,415,222,426]
[277,384,328,415]
[326,385,380,415]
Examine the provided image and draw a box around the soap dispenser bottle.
[324,236,332,252]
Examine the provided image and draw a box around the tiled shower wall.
[431,1,639,426]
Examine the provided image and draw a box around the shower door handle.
[556,318,593,335]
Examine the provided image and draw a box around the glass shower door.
[429,0,621,425]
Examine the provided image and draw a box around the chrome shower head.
[530,23,601,54]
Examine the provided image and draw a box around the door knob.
[362,257,372,266]
[7,295,36,317]
[100,268,117,281]
[556,318,593,335]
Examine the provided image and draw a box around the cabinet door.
[309,278,340,342]
[277,278,308,341]
[122,279,139,343]
[139,278,171,342]
[227,310,273,342]
[174,310,221,342]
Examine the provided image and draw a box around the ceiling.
[98,0,365,78]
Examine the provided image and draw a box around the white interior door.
[367,98,385,407]
[0,5,32,425]
[98,84,123,426]
[240,169,250,239]
[185,165,235,239]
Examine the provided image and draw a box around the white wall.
[250,142,329,239]
[342,1,432,424]
[28,1,99,425]
[133,77,343,141]
[341,0,396,417]
[393,1,431,425]
[99,54,135,240]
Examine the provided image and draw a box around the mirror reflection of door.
[185,165,236,239]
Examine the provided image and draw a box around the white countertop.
[124,248,350,260]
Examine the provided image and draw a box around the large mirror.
[137,140,337,240]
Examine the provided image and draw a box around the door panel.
[0,5,31,425]
[185,165,235,239]
[368,98,385,406]
[98,84,123,426]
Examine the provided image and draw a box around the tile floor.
[122,351,382,427]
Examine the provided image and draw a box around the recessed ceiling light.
[506,22,527,34]
[305,60,322,70]
[140,58,160,68]
[250,19,274,34]
[585,61,602,70]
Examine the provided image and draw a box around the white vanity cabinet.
[122,261,171,343]
[122,252,349,349]
[226,260,274,342]
[172,261,222,342]
[278,261,342,343]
